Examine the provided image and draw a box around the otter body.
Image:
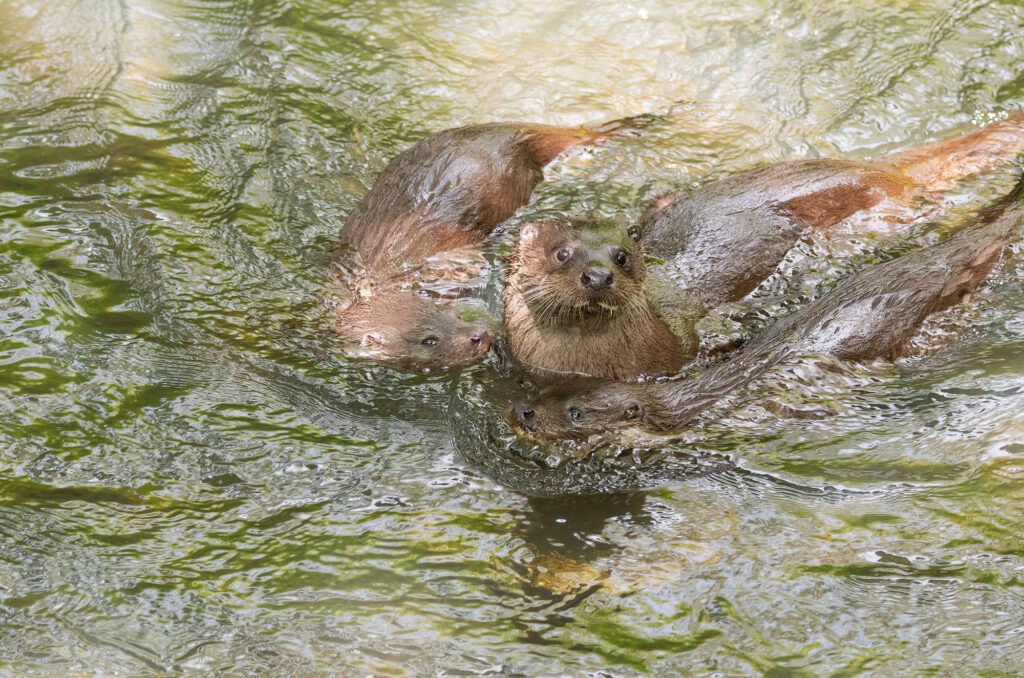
[503,217,688,380]
[641,113,1024,310]
[340,123,606,274]
[513,178,1024,439]
[331,119,641,369]
[639,159,910,309]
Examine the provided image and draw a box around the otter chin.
[502,216,689,380]
[334,290,493,370]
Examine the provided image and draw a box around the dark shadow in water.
[510,491,650,602]
[517,491,649,561]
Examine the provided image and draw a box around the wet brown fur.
[503,113,1024,380]
[636,113,1024,310]
[340,120,646,274]
[503,217,687,380]
[334,289,492,369]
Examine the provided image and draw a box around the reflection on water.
[2,0,1024,673]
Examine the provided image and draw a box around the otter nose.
[469,327,494,350]
[513,401,535,426]
[580,267,613,291]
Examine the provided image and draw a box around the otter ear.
[623,402,644,421]
[360,331,385,349]
[520,224,539,245]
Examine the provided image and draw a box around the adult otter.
[503,113,1024,380]
[502,216,689,379]
[512,176,1024,439]
[330,118,648,369]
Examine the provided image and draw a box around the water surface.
[2,0,1024,674]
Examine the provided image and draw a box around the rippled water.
[3,0,1024,674]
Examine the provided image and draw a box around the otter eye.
[569,406,582,421]
[624,404,641,420]
[556,248,571,263]
[421,336,439,346]
[615,249,628,267]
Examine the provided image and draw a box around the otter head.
[511,381,648,440]
[335,290,493,370]
[510,217,646,326]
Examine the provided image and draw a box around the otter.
[502,216,690,380]
[334,289,493,369]
[640,113,1024,311]
[512,175,1024,440]
[330,118,649,370]
[503,113,1024,380]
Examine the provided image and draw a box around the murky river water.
[3,0,1024,674]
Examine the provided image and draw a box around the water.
[2,0,1024,674]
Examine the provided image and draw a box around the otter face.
[511,381,646,439]
[336,291,493,370]
[514,217,645,323]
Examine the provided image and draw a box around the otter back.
[638,113,1024,311]
[339,123,603,275]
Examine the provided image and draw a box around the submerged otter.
[504,113,1024,380]
[330,118,648,369]
[513,175,1024,439]
[334,289,493,369]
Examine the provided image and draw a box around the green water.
[2,0,1024,674]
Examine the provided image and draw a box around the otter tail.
[881,112,1024,193]
[581,99,689,140]
[930,172,1024,303]
[521,102,687,167]
[520,101,688,168]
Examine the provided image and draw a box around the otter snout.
[469,327,494,353]
[512,401,536,430]
[580,267,613,291]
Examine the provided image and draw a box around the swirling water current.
[2,0,1024,675]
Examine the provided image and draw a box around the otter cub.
[513,176,1024,440]
[503,217,688,380]
[332,120,646,370]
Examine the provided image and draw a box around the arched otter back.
[638,159,909,309]
[340,123,593,274]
